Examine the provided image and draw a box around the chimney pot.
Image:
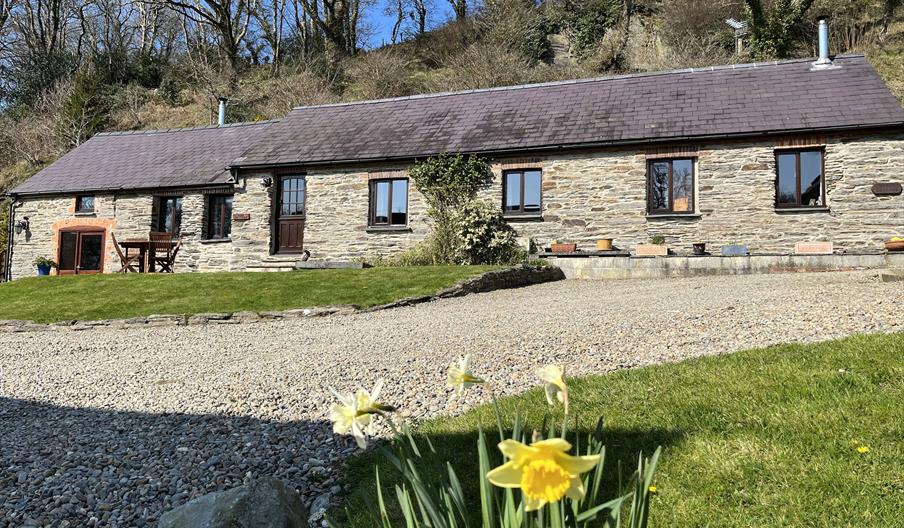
[217,98,228,126]
[814,17,832,66]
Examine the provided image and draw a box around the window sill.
[503,214,544,222]
[645,213,702,219]
[74,212,96,217]
[199,238,232,244]
[367,226,412,233]
[774,207,830,214]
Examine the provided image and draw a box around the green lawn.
[0,266,496,323]
[339,333,904,527]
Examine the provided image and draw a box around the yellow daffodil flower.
[537,364,569,415]
[328,378,393,449]
[447,354,484,397]
[486,438,600,511]
[857,445,871,454]
[648,485,658,494]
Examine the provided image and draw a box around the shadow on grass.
[337,422,684,527]
[0,397,345,526]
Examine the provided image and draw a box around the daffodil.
[328,378,394,449]
[447,354,484,397]
[857,445,871,454]
[486,438,600,511]
[537,364,569,415]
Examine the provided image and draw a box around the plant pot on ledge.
[885,238,904,252]
[634,244,668,257]
[692,243,706,256]
[720,244,749,256]
[551,243,577,253]
[596,238,613,251]
[795,241,834,255]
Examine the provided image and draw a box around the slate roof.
[11,121,277,195]
[11,54,904,196]
[234,55,904,168]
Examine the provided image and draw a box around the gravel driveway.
[1,271,902,527]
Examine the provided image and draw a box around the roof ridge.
[94,119,280,137]
[291,55,866,112]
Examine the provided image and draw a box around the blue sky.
[363,2,456,49]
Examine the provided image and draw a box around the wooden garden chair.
[149,231,174,273]
[155,240,181,273]
[111,232,141,273]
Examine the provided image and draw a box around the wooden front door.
[277,175,306,253]
[58,230,105,275]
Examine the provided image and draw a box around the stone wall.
[8,131,903,278]
[8,175,274,279]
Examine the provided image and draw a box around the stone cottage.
[4,52,904,279]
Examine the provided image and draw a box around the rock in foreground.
[158,477,308,528]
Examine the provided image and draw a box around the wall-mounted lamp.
[14,217,29,235]
[261,177,273,188]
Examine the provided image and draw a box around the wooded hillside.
[1,0,902,198]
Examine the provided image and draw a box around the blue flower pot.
[720,244,749,256]
[36,264,51,276]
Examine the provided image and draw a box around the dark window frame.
[502,169,543,216]
[646,158,696,214]
[774,148,826,209]
[368,178,409,227]
[156,196,183,237]
[75,195,95,213]
[206,194,234,240]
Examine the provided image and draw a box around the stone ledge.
[0,265,564,333]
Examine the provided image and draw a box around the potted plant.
[692,242,707,256]
[596,238,613,251]
[720,241,749,256]
[33,256,57,276]
[886,237,904,252]
[635,235,668,257]
[795,239,834,255]
[550,240,577,253]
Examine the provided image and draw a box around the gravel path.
[1,271,902,527]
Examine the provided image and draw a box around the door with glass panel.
[57,229,105,275]
[277,175,306,253]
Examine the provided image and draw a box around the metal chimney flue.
[217,97,228,126]
[812,17,833,68]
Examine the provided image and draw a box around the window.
[647,159,695,214]
[369,179,408,227]
[75,195,95,213]
[157,196,183,237]
[775,149,825,208]
[503,169,542,215]
[207,194,233,239]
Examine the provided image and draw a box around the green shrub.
[409,154,495,263]
[457,201,525,264]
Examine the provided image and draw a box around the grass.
[339,333,904,527]
[0,265,496,323]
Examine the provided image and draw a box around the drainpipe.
[813,17,833,67]
[5,197,14,282]
[217,98,228,126]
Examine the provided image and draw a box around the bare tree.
[411,0,427,35]
[253,0,286,70]
[12,0,79,55]
[446,0,464,20]
[294,0,360,58]
[154,0,257,72]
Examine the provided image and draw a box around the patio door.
[277,175,306,253]
[58,230,105,275]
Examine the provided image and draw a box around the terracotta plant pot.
[634,244,668,257]
[795,241,834,255]
[885,240,904,252]
[596,238,613,251]
[551,243,577,253]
